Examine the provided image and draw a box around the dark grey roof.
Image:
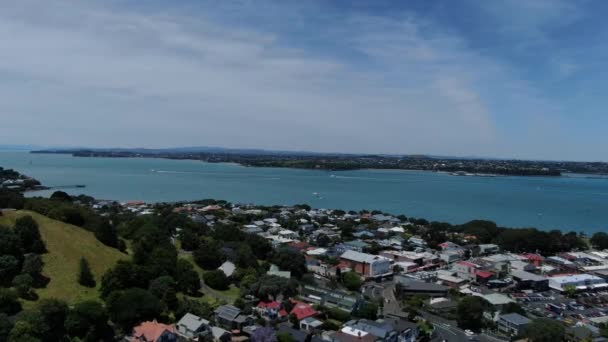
[395,276,449,292]
[215,305,241,321]
[499,313,531,326]
[346,319,393,338]
[277,324,323,342]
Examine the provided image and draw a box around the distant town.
[2,167,608,342]
[31,148,608,177]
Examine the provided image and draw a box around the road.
[368,280,508,342]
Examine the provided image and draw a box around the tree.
[277,332,295,342]
[0,255,20,287]
[353,302,378,320]
[501,302,526,316]
[524,318,565,342]
[564,284,577,298]
[77,257,96,288]
[14,216,46,254]
[175,259,200,294]
[105,288,162,330]
[50,191,72,202]
[342,272,363,291]
[0,288,21,315]
[271,248,307,279]
[21,254,46,288]
[37,299,69,341]
[456,296,487,331]
[288,313,299,327]
[93,219,119,248]
[203,270,229,291]
[12,274,35,299]
[0,229,23,259]
[247,275,290,300]
[65,300,112,341]
[7,320,40,342]
[149,276,178,311]
[100,261,148,298]
[591,232,608,250]
[193,240,225,270]
[175,298,213,321]
[0,313,13,342]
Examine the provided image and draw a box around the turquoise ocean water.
[1,152,607,233]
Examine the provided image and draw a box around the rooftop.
[341,250,390,264]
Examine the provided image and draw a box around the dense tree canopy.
[457,296,488,331]
[524,318,565,342]
[105,288,162,330]
[14,216,46,254]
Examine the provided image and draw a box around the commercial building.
[340,250,392,278]
[548,274,608,292]
[497,313,531,337]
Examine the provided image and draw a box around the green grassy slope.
[0,210,127,304]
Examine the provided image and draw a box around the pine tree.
[77,257,96,288]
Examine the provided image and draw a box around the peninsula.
[30,148,606,176]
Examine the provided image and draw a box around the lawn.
[0,210,128,305]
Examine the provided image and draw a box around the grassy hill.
[0,210,127,304]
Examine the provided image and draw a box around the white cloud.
[0,0,578,158]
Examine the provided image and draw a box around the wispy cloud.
[0,0,599,159]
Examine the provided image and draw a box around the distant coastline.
[30,149,601,177]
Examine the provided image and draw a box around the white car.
[464,329,475,336]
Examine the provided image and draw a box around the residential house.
[255,301,288,319]
[290,301,319,321]
[497,313,531,337]
[176,313,211,341]
[340,250,392,278]
[436,270,467,288]
[478,244,500,255]
[336,240,370,253]
[454,261,478,281]
[511,270,549,292]
[301,285,359,313]
[218,261,236,278]
[130,321,177,342]
[439,251,462,264]
[277,324,324,342]
[267,264,291,279]
[407,237,427,248]
[300,317,324,332]
[214,305,253,331]
[210,327,232,342]
[394,276,449,298]
[342,318,419,342]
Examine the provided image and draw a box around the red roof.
[131,321,176,342]
[257,301,281,310]
[290,301,318,320]
[457,261,478,268]
[522,253,544,261]
[289,241,310,250]
[475,270,494,279]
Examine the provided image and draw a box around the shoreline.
[29,150,567,177]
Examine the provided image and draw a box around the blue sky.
[1,0,607,160]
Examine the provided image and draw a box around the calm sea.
[1,152,607,233]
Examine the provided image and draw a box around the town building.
[340,250,392,278]
[497,313,531,337]
[548,274,608,292]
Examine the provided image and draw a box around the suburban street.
[367,280,507,342]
